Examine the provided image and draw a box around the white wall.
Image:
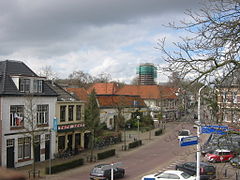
[1,96,57,167]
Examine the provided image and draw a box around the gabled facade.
[97,94,147,129]
[0,60,58,168]
[116,85,179,120]
[46,81,88,153]
[216,71,240,123]
[216,86,240,123]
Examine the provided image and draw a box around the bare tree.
[130,76,139,85]
[158,0,240,84]
[23,95,49,178]
[94,72,112,83]
[39,65,58,80]
[68,70,94,88]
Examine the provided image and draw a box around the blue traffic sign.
[180,136,198,147]
[201,125,228,135]
[53,117,58,131]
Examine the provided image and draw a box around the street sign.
[180,136,198,147]
[201,125,228,135]
[53,117,58,131]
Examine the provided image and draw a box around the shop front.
[56,122,87,154]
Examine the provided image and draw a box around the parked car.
[89,163,125,180]
[178,129,191,141]
[141,170,195,180]
[230,155,240,168]
[205,149,235,163]
[175,162,216,180]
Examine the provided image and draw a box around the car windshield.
[91,168,104,174]
[179,131,189,136]
[181,172,192,179]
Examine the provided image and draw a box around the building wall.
[55,101,86,153]
[1,96,57,168]
[100,107,148,129]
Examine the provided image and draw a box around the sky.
[0,0,203,84]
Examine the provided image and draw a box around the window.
[68,105,74,121]
[6,139,14,147]
[37,105,49,125]
[33,80,43,93]
[76,105,81,121]
[60,105,66,122]
[58,136,65,151]
[18,137,31,160]
[10,105,24,127]
[19,79,30,92]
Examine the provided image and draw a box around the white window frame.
[33,80,43,93]
[18,137,31,160]
[10,105,24,127]
[19,79,30,92]
[37,104,49,125]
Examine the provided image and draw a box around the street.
[45,122,198,180]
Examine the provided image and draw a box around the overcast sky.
[0,0,203,83]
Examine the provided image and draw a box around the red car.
[205,149,235,163]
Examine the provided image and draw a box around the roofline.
[96,94,141,97]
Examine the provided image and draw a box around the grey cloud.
[0,0,202,54]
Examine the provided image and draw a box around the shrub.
[45,158,84,174]
[97,149,116,160]
[155,129,163,136]
[128,140,142,149]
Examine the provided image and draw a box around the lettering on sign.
[181,136,198,142]
[57,123,85,131]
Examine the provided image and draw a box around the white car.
[141,170,196,180]
[178,129,191,141]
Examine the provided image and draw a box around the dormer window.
[19,79,30,92]
[33,80,43,93]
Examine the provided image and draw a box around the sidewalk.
[16,123,170,179]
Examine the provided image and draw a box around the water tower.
[136,63,157,85]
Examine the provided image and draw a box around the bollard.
[236,172,238,180]
[225,169,227,177]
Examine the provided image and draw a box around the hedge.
[45,158,84,174]
[97,149,116,160]
[128,140,142,149]
[155,129,163,136]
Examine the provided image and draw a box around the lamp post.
[196,85,206,180]
[137,115,140,140]
[48,128,52,175]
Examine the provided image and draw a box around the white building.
[0,60,58,168]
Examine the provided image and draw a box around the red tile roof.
[116,85,177,99]
[97,95,146,108]
[87,83,120,95]
[66,88,88,102]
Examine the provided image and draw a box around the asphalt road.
[46,122,198,180]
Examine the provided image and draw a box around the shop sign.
[57,123,85,132]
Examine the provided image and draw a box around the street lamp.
[48,127,52,175]
[196,85,206,180]
[137,115,140,140]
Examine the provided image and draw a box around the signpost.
[201,125,228,135]
[180,136,198,147]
